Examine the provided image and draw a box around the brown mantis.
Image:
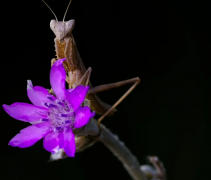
[40,3,167,180]
[43,0,140,127]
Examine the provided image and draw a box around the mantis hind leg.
[87,77,141,126]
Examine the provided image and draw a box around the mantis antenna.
[42,0,58,22]
[63,0,72,22]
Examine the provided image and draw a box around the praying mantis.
[43,0,140,127]
[39,1,167,179]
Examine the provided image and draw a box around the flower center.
[42,96,74,132]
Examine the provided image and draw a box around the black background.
[1,0,211,180]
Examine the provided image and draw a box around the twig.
[98,123,147,180]
[74,119,147,180]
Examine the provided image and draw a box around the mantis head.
[50,19,75,41]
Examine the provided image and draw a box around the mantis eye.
[50,19,57,30]
[65,19,75,33]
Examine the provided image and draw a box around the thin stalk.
[99,123,147,180]
[78,119,147,180]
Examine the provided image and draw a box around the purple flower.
[3,58,95,157]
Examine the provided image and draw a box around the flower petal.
[66,85,89,110]
[8,122,51,148]
[43,132,60,154]
[74,106,95,128]
[3,102,48,122]
[50,58,66,100]
[27,80,56,107]
[62,128,75,157]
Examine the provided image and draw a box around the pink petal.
[50,58,66,100]
[62,128,75,157]
[74,106,95,128]
[8,122,51,148]
[27,80,56,107]
[3,102,48,122]
[43,132,60,154]
[66,85,89,110]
